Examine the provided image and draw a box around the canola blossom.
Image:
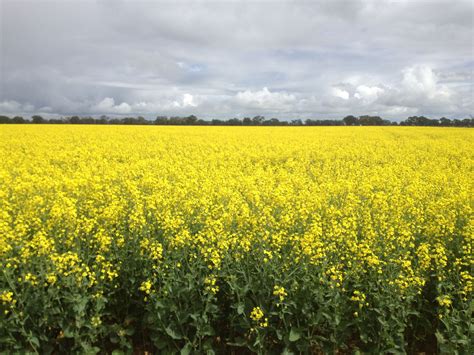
[0,125,472,353]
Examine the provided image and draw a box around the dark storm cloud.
[0,0,472,119]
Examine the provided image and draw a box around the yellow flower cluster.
[1,291,15,305]
[1,291,16,315]
[250,306,268,328]
[436,295,452,308]
[204,276,219,295]
[139,280,153,301]
[351,290,368,309]
[50,252,96,286]
[273,285,287,302]
[139,280,153,295]
[91,316,102,328]
[0,125,471,339]
[140,238,163,264]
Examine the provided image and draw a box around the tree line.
[0,114,472,127]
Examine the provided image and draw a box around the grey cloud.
[0,0,472,120]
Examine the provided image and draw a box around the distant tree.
[262,118,281,126]
[227,118,242,126]
[461,118,473,127]
[402,116,440,126]
[136,116,147,124]
[32,115,45,124]
[7,113,470,127]
[305,119,344,126]
[118,116,150,125]
[155,116,169,125]
[343,115,358,126]
[70,116,80,124]
[211,119,224,125]
[80,117,96,124]
[49,118,64,124]
[108,118,121,124]
[196,119,209,125]
[0,115,11,124]
[242,117,252,125]
[167,116,185,125]
[252,115,265,125]
[439,117,451,126]
[358,115,384,126]
[184,115,198,125]
[12,116,25,124]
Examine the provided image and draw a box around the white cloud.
[354,85,385,102]
[93,97,132,114]
[317,63,467,119]
[235,87,296,110]
[332,88,350,100]
[183,93,197,107]
[85,93,202,115]
[400,65,451,100]
[172,93,198,108]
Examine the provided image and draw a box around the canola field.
[0,125,472,353]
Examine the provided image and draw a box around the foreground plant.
[0,126,472,353]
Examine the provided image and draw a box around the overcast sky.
[0,0,473,120]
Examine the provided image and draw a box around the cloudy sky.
[0,0,472,120]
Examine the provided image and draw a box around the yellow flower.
[273,285,287,302]
[436,295,452,307]
[250,306,264,322]
[1,291,16,314]
[250,306,268,328]
[0,125,471,345]
[1,291,15,305]
[204,276,219,294]
[46,273,57,285]
[91,316,102,327]
[139,280,153,296]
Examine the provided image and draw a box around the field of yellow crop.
[0,125,472,353]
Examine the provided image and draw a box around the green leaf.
[289,328,301,342]
[63,327,75,338]
[180,343,192,355]
[237,303,244,315]
[165,326,182,340]
[28,336,40,348]
[73,297,88,314]
[435,330,445,344]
